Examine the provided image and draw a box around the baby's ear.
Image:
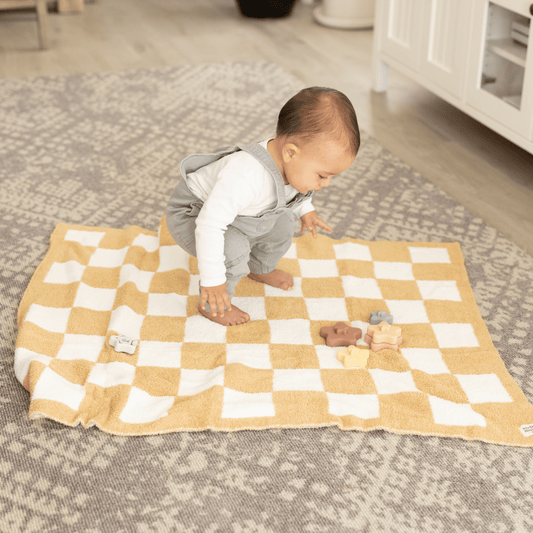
[283,143,300,162]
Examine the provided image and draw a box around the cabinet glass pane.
[480,3,530,109]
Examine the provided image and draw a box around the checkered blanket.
[15,218,533,446]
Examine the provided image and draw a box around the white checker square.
[89,247,129,268]
[44,261,85,284]
[283,242,297,259]
[352,320,370,342]
[431,323,479,348]
[65,229,105,248]
[333,242,372,261]
[109,305,145,340]
[385,300,430,324]
[369,369,418,395]
[32,367,85,411]
[273,369,324,391]
[119,387,175,424]
[327,393,380,419]
[305,298,348,321]
[147,293,188,317]
[409,246,451,264]
[183,316,227,343]
[158,245,190,273]
[299,259,339,278]
[119,264,155,293]
[374,262,414,281]
[56,334,106,362]
[73,283,117,312]
[221,388,275,419]
[316,345,344,369]
[231,297,266,321]
[87,362,136,387]
[417,280,461,301]
[401,348,450,374]
[189,274,201,295]
[14,348,52,384]
[341,276,383,299]
[455,374,512,404]
[137,341,182,368]
[264,276,303,297]
[178,367,224,396]
[226,344,272,369]
[25,304,71,333]
[269,319,312,345]
[428,395,486,427]
[132,233,159,253]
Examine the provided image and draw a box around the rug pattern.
[1,62,533,532]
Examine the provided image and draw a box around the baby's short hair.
[276,87,360,156]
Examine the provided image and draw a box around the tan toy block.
[336,345,370,368]
[364,321,403,352]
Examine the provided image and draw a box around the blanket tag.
[109,334,138,355]
[519,424,533,437]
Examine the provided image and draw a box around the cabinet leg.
[35,0,49,50]
[372,59,388,92]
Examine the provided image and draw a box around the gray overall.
[166,142,313,309]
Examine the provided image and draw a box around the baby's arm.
[195,167,262,317]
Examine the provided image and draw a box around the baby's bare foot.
[248,269,293,290]
[197,304,250,326]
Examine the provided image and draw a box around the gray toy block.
[369,310,393,325]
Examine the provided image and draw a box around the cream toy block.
[336,345,370,368]
[109,334,138,355]
[364,321,403,352]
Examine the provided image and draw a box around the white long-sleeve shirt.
[187,139,314,286]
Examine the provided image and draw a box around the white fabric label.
[519,424,533,437]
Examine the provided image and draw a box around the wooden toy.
[336,345,370,368]
[364,321,403,352]
[320,321,362,347]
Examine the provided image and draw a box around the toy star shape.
[320,322,362,347]
[336,346,370,368]
[369,310,393,325]
[364,321,403,352]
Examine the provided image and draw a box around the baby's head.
[273,87,359,193]
[276,86,360,156]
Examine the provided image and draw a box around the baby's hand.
[300,211,332,238]
[200,282,232,317]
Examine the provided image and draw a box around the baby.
[166,87,360,326]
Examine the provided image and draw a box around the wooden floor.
[1,0,533,254]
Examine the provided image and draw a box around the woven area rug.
[15,218,533,446]
[2,61,533,532]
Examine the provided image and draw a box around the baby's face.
[283,138,356,194]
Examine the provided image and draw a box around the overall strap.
[179,145,241,178]
[237,142,287,208]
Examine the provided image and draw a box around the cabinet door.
[380,0,424,71]
[419,0,473,99]
[466,0,533,137]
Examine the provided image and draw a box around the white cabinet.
[374,0,470,99]
[466,0,533,138]
[419,0,473,99]
[373,0,533,155]
[379,0,423,70]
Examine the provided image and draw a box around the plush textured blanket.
[15,218,533,446]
